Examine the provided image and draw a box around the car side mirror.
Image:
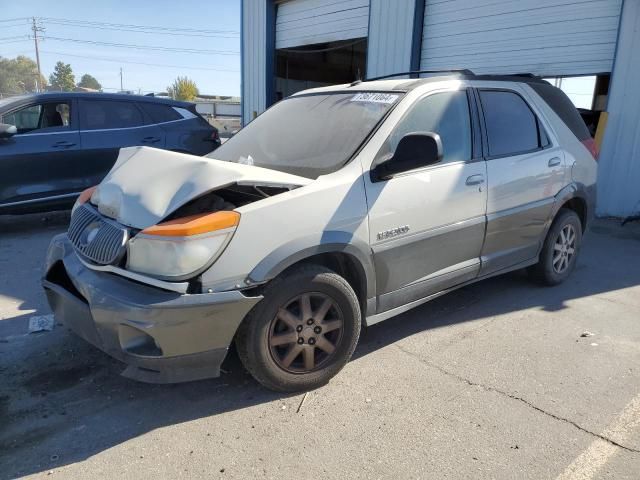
[371,132,443,182]
[0,123,17,139]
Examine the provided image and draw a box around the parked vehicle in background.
[0,92,220,215]
[42,73,597,392]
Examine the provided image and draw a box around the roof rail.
[365,69,474,82]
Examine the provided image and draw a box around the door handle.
[52,141,76,148]
[465,174,485,186]
[548,157,561,167]
[141,136,160,143]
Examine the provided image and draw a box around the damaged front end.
[42,146,311,382]
[64,146,310,292]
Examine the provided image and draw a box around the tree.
[167,76,199,101]
[77,74,102,91]
[49,61,76,92]
[0,56,47,95]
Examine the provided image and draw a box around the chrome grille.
[68,203,128,265]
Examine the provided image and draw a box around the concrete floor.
[0,212,639,479]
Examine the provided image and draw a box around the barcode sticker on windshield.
[350,93,399,104]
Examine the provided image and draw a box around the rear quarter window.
[529,83,591,141]
[139,103,182,123]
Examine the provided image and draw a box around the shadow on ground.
[0,217,639,478]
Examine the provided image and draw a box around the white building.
[241,0,640,218]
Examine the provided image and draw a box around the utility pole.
[120,67,123,91]
[31,17,44,91]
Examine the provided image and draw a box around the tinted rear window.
[139,102,182,123]
[479,90,539,157]
[80,100,144,130]
[529,83,591,141]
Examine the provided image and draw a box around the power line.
[40,36,239,55]
[0,17,30,23]
[38,17,238,35]
[41,18,239,38]
[0,36,30,41]
[40,50,239,72]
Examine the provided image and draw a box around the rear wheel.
[235,265,361,392]
[528,208,582,285]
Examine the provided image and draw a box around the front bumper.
[42,234,261,383]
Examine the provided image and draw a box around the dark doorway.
[275,38,367,100]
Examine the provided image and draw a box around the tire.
[235,265,361,392]
[528,208,582,286]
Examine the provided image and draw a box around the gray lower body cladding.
[42,234,261,383]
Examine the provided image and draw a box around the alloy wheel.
[553,224,576,274]
[268,293,344,373]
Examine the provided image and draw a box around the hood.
[91,146,312,229]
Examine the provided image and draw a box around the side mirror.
[0,124,17,139]
[371,132,443,182]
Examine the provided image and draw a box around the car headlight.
[72,186,97,215]
[126,211,240,279]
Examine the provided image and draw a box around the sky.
[2,0,241,96]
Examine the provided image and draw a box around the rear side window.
[139,103,182,123]
[529,83,591,141]
[479,90,541,157]
[80,100,144,130]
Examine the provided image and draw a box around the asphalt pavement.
[0,211,639,479]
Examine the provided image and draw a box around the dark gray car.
[0,92,220,214]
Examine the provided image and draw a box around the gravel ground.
[0,212,639,479]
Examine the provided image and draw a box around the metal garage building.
[241,0,640,218]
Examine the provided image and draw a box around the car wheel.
[235,265,361,392]
[528,208,582,286]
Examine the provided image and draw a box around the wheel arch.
[552,182,594,232]
[247,233,375,317]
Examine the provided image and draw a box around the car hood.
[91,146,312,229]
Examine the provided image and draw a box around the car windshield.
[207,92,402,179]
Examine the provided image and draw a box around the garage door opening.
[275,38,367,99]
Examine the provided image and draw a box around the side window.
[378,90,472,165]
[3,102,71,134]
[139,103,182,123]
[80,100,145,130]
[479,90,541,157]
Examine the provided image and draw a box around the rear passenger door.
[477,87,566,275]
[78,99,166,185]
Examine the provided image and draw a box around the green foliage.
[49,61,76,92]
[77,73,102,91]
[167,76,199,101]
[0,56,47,95]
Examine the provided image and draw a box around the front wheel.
[235,265,361,392]
[528,208,582,285]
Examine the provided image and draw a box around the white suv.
[43,74,597,392]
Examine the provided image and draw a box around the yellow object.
[142,211,240,237]
[594,111,609,151]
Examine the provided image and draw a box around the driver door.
[364,89,487,313]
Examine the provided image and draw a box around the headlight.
[126,211,240,279]
[72,186,97,215]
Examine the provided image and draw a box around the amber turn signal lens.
[77,186,97,205]
[141,211,240,237]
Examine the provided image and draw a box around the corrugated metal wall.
[241,0,268,124]
[366,0,416,79]
[275,0,369,49]
[420,0,623,76]
[597,0,640,217]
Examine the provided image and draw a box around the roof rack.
[365,69,475,82]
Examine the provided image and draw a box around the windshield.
[207,92,402,179]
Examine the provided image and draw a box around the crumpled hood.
[91,146,312,229]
